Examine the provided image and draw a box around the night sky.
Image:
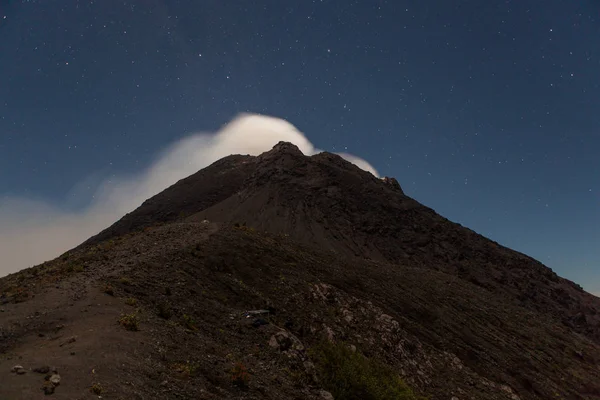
[0,1,598,292]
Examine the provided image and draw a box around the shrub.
[125,297,137,306]
[90,383,103,395]
[119,313,140,331]
[310,340,423,400]
[119,277,132,285]
[172,361,199,378]
[65,263,84,273]
[183,314,197,331]
[101,239,117,251]
[230,362,250,388]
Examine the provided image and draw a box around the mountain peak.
[252,141,307,170]
[7,137,600,400]
[263,141,305,157]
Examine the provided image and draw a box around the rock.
[244,309,270,318]
[42,382,55,395]
[269,332,292,351]
[49,373,61,386]
[252,318,269,328]
[499,384,521,400]
[11,365,26,374]
[303,360,318,383]
[382,176,404,193]
[269,330,304,352]
[34,366,50,374]
[342,309,353,323]
[324,326,335,342]
[318,390,334,400]
[59,336,77,347]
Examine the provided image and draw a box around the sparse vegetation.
[4,285,27,300]
[118,312,140,331]
[230,362,250,388]
[100,238,117,251]
[64,263,84,273]
[90,383,103,395]
[125,297,137,306]
[233,222,255,233]
[172,360,199,378]
[284,365,313,387]
[310,340,423,400]
[182,314,197,330]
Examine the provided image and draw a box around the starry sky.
[0,0,598,292]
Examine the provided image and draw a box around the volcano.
[1,142,599,400]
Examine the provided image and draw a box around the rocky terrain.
[1,142,599,399]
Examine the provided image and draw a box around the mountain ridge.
[1,142,599,399]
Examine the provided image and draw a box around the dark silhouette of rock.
[382,176,403,193]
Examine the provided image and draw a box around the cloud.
[334,152,379,177]
[0,113,378,277]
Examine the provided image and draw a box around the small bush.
[183,314,197,331]
[101,239,117,251]
[119,313,140,331]
[284,366,313,387]
[310,340,423,400]
[90,383,103,395]
[65,263,84,273]
[230,362,250,388]
[172,361,199,378]
[125,297,137,306]
[119,277,132,285]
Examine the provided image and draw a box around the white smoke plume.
[0,113,378,277]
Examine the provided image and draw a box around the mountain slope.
[1,142,599,400]
[83,154,256,245]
